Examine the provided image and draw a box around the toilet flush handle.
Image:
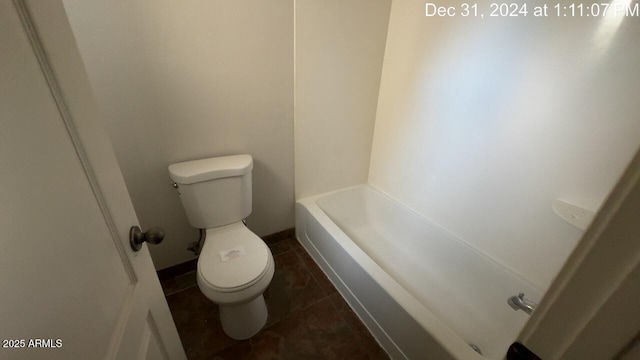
[130,226,165,252]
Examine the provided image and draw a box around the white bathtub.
[295,185,541,360]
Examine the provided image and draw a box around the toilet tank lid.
[168,154,253,184]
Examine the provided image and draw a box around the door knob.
[130,226,165,252]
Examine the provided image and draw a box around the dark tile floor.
[160,233,389,360]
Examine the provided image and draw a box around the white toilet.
[168,154,275,340]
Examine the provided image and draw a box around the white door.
[0,1,186,359]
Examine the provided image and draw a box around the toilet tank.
[168,155,253,229]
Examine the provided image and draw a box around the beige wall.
[294,0,391,199]
[64,0,294,270]
[369,0,640,289]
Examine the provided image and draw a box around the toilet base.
[219,294,268,340]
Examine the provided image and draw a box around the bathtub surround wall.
[63,0,294,269]
[369,0,640,289]
[294,0,391,199]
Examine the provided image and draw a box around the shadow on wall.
[248,158,296,236]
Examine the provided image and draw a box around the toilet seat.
[197,222,274,304]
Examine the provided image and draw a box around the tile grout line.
[163,283,198,297]
[291,244,334,298]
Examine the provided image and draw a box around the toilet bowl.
[168,154,275,340]
[197,222,274,339]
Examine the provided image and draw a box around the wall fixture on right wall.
[368,0,640,291]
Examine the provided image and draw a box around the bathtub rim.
[312,183,543,294]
